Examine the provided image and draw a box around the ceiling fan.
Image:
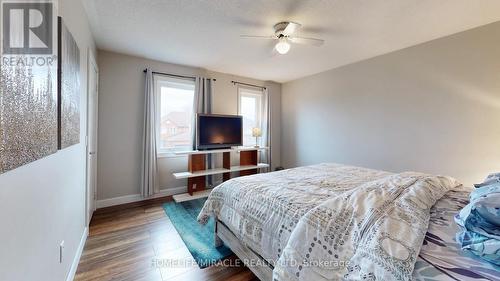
[240,21,324,55]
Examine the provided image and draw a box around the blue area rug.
[163,198,232,268]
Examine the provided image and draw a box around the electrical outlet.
[59,241,65,263]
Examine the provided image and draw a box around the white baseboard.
[95,186,187,209]
[66,227,88,281]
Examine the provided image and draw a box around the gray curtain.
[193,77,213,122]
[141,69,159,197]
[192,77,213,184]
[260,88,271,171]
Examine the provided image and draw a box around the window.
[155,76,195,153]
[238,87,263,146]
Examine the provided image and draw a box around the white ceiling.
[83,0,500,83]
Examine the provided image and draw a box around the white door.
[86,50,99,225]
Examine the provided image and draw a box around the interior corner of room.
[95,50,282,207]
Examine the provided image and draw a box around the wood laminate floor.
[75,197,257,281]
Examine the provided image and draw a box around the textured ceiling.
[83,0,500,82]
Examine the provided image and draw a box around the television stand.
[171,147,269,202]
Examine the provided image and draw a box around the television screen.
[197,114,242,149]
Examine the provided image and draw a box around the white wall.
[97,50,281,201]
[0,0,96,280]
[281,22,500,186]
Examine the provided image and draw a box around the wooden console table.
[172,147,269,202]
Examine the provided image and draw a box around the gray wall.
[281,22,500,186]
[97,50,281,200]
[0,0,96,280]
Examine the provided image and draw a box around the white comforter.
[198,163,460,281]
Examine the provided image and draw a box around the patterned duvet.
[198,163,500,280]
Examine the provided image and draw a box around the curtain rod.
[231,80,266,90]
[143,69,216,81]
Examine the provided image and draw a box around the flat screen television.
[197,114,243,149]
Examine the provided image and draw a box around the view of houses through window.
[238,87,263,146]
[155,76,195,152]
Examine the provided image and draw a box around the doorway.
[86,49,99,226]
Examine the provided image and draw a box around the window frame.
[154,75,196,157]
[237,86,264,147]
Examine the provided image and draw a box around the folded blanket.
[455,183,500,266]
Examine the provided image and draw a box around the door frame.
[85,48,99,226]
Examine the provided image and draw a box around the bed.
[198,163,500,281]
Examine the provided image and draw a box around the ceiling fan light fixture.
[240,21,323,55]
[275,39,290,54]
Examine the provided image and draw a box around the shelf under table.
[173,163,269,179]
[173,189,213,203]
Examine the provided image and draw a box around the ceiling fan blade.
[240,35,277,40]
[289,37,324,46]
[282,22,301,36]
